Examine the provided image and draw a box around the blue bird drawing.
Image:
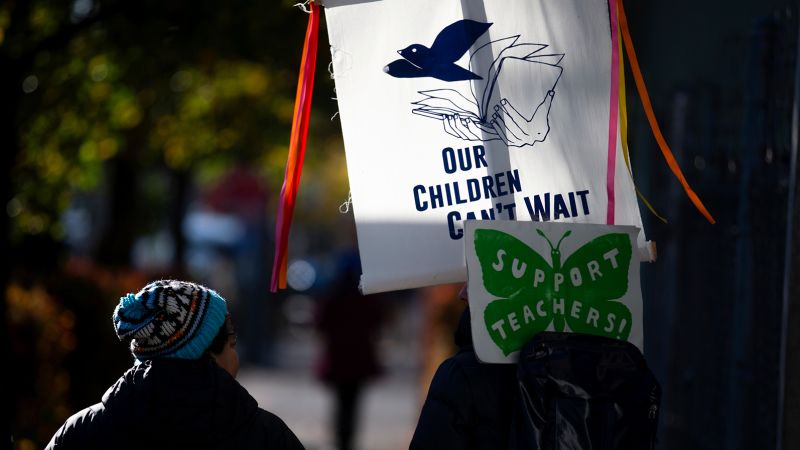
[383,19,492,82]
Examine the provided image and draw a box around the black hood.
[454,307,473,349]
[100,358,258,447]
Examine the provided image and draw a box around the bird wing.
[430,20,492,62]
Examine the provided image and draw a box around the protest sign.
[465,220,642,363]
[324,0,646,294]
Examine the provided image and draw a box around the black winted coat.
[410,309,518,450]
[45,358,304,450]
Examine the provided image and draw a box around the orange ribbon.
[616,2,667,224]
[618,0,716,224]
[271,2,320,291]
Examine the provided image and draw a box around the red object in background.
[271,2,320,292]
[204,166,268,222]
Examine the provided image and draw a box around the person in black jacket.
[409,306,517,450]
[314,251,384,450]
[45,279,304,450]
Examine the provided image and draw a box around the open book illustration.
[386,20,564,148]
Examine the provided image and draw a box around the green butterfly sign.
[465,221,642,362]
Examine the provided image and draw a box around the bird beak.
[397,50,402,55]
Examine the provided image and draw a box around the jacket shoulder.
[409,354,475,449]
[410,349,517,450]
[45,403,106,450]
[238,408,304,450]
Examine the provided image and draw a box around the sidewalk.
[239,368,418,450]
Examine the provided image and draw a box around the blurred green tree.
[3,0,343,263]
[2,1,346,447]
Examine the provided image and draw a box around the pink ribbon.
[605,0,621,225]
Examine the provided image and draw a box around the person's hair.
[205,314,235,355]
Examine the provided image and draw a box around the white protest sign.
[324,0,645,294]
[465,220,642,363]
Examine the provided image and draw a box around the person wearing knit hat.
[113,280,230,362]
[46,280,305,450]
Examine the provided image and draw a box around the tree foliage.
[3,1,347,447]
[3,0,344,242]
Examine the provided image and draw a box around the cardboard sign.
[465,220,642,363]
[325,0,646,294]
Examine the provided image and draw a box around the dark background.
[627,2,799,449]
[4,1,800,449]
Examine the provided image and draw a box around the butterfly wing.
[565,298,633,339]
[474,228,552,298]
[483,288,557,356]
[474,229,554,355]
[560,233,633,339]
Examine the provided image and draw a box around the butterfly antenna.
[555,230,572,251]
[536,229,555,251]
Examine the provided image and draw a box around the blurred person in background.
[416,282,466,405]
[45,280,304,450]
[315,251,384,450]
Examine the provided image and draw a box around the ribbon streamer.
[618,0,716,224]
[616,2,667,224]
[605,0,621,225]
[271,2,320,292]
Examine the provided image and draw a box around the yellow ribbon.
[617,8,668,224]
[618,0,716,224]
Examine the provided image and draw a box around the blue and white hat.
[112,280,228,361]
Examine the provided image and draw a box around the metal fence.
[635,10,798,450]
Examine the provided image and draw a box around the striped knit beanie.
[112,280,228,361]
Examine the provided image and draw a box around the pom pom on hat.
[113,280,228,361]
